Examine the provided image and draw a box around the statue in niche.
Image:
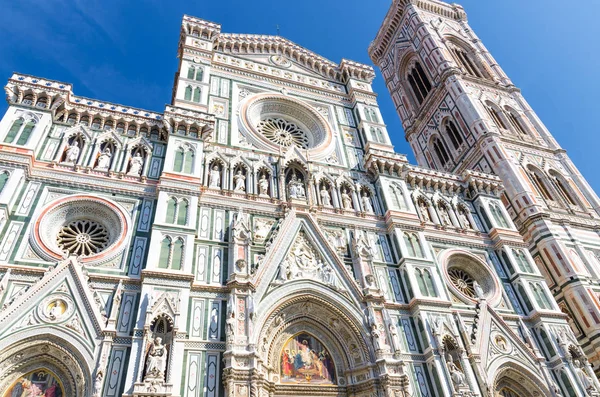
[209,165,221,188]
[144,337,167,380]
[459,209,471,229]
[370,324,382,351]
[226,312,235,338]
[232,210,251,242]
[253,218,273,243]
[288,172,306,199]
[320,185,331,206]
[341,188,353,210]
[325,229,346,256]
[361,192,374,213]
[319,261,335,286]
[64,140,80,163]
[574,359,597,394]
[446,355,465,392]
[93,371,104,396]
[419,201,430,222]
[234,169,246,192]
[258,173,269,196]
[439,205,451,225]
[128,151,144,175]
[96,147,112,170]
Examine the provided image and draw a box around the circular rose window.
[31,195,131,265]
[441,251,501,304]
[239,93,334,159]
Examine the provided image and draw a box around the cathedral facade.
[0,1,598,397]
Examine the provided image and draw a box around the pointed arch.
[158,236,172,269]
[504,106,530,136]
[443,118,464,150]
[171,238,184,270]
[526,165,554,201]
[183,148,195,174]
[192,87,201,103]
[177,199,189,226]
[431,136,450,167]
[184,85,193,101]
[4,118,24,143]
[173,147,185,172]
[549,170,578,206]
[166,197,177,223]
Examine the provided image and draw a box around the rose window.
[57,220,110,256]
[448,268,476,298]
[257,118,309,149]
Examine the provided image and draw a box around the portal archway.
[0,336,91,396]
[492,363,550,397]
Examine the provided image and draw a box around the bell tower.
[370,0,600,374]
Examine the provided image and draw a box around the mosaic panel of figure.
[4,370,64,397]
[280,333,335,385]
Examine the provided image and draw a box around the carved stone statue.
[128,152,144,175]
[93,371,104,396]
[419,201,430,222]
[439,206,451,225]
[209,165,221,189]
[234,169,246,192]
[320,185,331,206]
[574,359,597,394]
[144,337,167,380]
[96,147,112,170]
[288,172,306,199]
[258,173,269,196]
[371,325,382,351]
[226,312,235,338]
[64,141,80,163]
[446,356,465,392]
[341,188,353,210]
[459,210,471,229]
[361,192,374,213]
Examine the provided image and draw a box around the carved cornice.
[213,34,375,83]
[6,73,164,124]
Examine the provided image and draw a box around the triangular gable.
[0,258,106,359]
[63,124,92,141]
[474,303,541,375]
[253,211,364,306]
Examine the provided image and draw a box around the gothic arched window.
[505,109,529,136]
[4,118,23,143]
[407,61,432,105]
[184,85,193,101]
[444,119,464,149]
[174,148,185,172]
[432,137,450,167]
[527,167,554,201]
[171,239,184,270]
[80,115,90,126]
[166,198,177,223]
[187,66,195,80]
[159,237,172,269]
[195,67,204,81]
[0,172,8,193]
[550,172,577,206]
[177,200,188,226]
[516,284,534,313]
[490,204,509,228]
[485,105,508,130]
[67,113,77,124]
[92,118,102,129]
[193,87,201,103]
[183,150,194,174]
[449,44,485,79]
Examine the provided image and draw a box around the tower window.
[407,61,432,105]
[506,109,529,136]
[486,106,508,130]
[444,119,464,149]
[450,46,484,78]
[432,137,450,167]
[550,172,577,206]
[528,167,554,201]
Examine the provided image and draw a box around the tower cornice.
[368,0,466,65]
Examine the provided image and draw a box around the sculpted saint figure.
[258,174,269,196]
[320,185,331,206]
[446,356,465,391]
[144,337,167,380]
[128,152,144,175]
[361,192,374,213]
[96,147,112,169]
[341,188,353,210]
[209,166,221,188]
[233,169,246,192]
[65,141,80,163]
[419,201,430,222]
[459,210,471,229]
[574,359,597,393]
[440,206,451,225]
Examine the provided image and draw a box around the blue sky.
[1,0,599,191]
